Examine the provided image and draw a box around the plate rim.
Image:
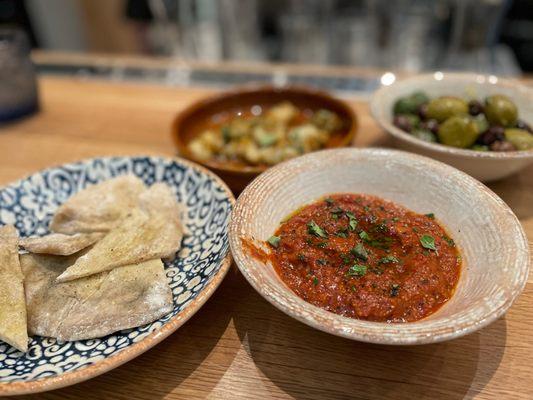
[0,154,235,396]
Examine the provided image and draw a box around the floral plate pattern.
[0,156,234,395]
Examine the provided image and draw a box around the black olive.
[477,125,505,145]
[468,100,484,116]
[490,140,517,152]
[418,103,429,120]
[393,115,419,133]
[420,119,439,135]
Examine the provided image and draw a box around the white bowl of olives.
[370,72,533,182]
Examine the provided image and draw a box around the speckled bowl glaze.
[0,156,234,395]
[370,72,533,182]
[229,148,529,345]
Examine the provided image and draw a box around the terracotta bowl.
[173,85,357,192]
[370,72,533,182]
[229,148,530,345]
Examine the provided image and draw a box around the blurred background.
[1,0,532,75]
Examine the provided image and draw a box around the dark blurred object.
[0,0,37,46]
[0,28,38,123]
[125,0,153,22]
[500,0,533,72]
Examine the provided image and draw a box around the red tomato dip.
[263,194,461,323]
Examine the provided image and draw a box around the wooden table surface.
[2,76,532,400]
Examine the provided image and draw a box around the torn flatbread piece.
[50,175,146,234]
[138,183,186,259]
[21,253,173,341]
[56,207,183,283]
[0,225,28,352]
[20,232,105,256]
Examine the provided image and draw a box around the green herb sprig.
[351,243,369,261]
[346,264,367,277]
[420,234,437,251]
[267,235,280,248]
[308,221,327,238]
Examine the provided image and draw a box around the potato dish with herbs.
[188,101,343,166]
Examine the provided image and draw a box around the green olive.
[426,97,469,122]
[504,129,533,150]
[411,91,430,106]
[437,115,479,148]
[393,91,429,115]
[473,114,489,134]
[485,95,518,127]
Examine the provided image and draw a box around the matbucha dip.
[265,194,461,323]
[188,101,344,166]
[392,91,533,151]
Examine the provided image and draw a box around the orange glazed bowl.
[172,85,357,192]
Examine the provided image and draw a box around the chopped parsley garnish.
[313,277,319,286]
[378,255,399,264]
[316,241,328,248]
[420,234,437,251]
[257,132,278,147]
[307,220,327,238]
[412,227,419,233]
[358,230,393,250]
[325,197,334,205]
[222,126,231,143]
[359,231,370,241]
[351,285,357,292]
[346,264,367,277]
[297,254,306,261]
[317,259,327,266]
[442,235,455,247]
[367,237,393,250]
[425,213,435,219]
[341,254,352,265]
[390,283,400,297]
[336,228,349,238]
[363,206,371,212]
[351,242,368,261]
[346,211,358,231]
[330,207,344,220]
[267,235,280,248]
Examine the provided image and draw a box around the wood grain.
[1,76,532,400]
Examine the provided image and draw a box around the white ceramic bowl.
[229,148,530,345]
[370,72,533,182]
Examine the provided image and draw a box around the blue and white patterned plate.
[0,156,234,395]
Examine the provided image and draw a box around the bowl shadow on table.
[19,271,241,400]
[232,272,507,400]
